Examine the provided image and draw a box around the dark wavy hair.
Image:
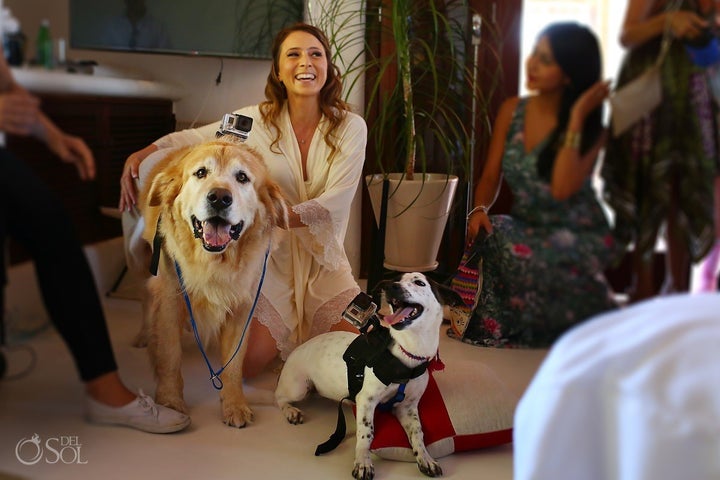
[259,23,349,161]
[536,22,603,181]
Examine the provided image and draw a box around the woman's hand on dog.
[120,144,158,211]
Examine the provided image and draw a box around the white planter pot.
[366,173,458,272]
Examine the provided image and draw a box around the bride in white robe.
[119,24,367,375]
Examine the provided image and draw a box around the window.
[520,0,628,95]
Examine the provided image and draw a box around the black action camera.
[342,292,377,329]
[216,113,253,141]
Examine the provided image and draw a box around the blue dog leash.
[174,243,270,390]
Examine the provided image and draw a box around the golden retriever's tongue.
[203,221,231,247]
[383,306,414,326]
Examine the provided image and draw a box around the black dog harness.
[315,318,435,456]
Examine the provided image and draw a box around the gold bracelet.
[466,205,489,220]
[563,130,582,149]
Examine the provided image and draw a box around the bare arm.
[0,52,39,136]
[466,96,517,244]
[119,143,159,211]
[33,113,96,180]
[119,119,222,211]
[0,48,95,181]
[550,80,611,201]
[620,0,709,48]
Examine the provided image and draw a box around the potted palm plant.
[310,0,501,275]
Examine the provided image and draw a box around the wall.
[4,0,366,277]
[5,0,270,127]
[519,0,629,95]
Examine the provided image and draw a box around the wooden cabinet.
[7,94,175,264]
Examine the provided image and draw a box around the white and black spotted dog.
[275,272,462,480]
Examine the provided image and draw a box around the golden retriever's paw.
[222,403,254,428]
[155,394,188,415]
[281,405,304,425]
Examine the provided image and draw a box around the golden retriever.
[139,139,288,427]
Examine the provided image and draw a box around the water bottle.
[36,19,53,69]
[2,7,25,66]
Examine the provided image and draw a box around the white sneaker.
[85,389,190,434]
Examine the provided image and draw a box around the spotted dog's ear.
[369,279,395,305]
[428,279,464,307]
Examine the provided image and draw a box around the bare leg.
[662,185,690,294]
[715,176,720,239]
[85,371,137,407]
[330,319,359,334]
[242,307,358,378]
[699,176,720,291]
[243,320,279,378]
[698,240,720,291]
[629,249,656,303]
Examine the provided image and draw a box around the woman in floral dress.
[449,22,620,348]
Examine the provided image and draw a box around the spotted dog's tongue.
[382,306,415,326]
[203,220,231,247]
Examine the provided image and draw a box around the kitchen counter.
[11,65,185,100]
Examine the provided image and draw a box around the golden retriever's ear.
[143,146,193,208]
[146,169,182,208]
[263,180,289,229]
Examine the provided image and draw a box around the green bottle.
[36,19,52,69]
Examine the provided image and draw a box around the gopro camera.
[216,113,253,141]
[342,292,377,329]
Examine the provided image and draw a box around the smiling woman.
[119,23,369,381]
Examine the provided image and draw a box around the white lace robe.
[153,105,367,358]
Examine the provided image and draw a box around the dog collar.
[399,343,430,362]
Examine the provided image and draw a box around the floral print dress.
[449,98,619,348]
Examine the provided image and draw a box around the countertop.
[11,65,185,100]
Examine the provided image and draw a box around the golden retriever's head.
[143,140,288,255]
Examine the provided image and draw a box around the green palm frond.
[310,0,502,184]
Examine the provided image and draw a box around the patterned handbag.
[449,245,481,316]
[610,0,680,137]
